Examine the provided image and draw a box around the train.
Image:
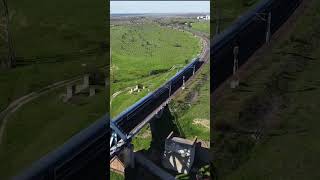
[112,57,204,138]
[13,0,304,178]
[212,0,302,91]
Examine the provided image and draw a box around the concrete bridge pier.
[123,143,135,169]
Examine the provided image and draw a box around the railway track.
[110,28,209,159]
[11,0,305,177]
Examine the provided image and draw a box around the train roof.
[166,57,200,82]
[112,56,200,124]
[112,91,153,124]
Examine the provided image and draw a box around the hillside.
[0,0,107,111]
[213,0,320,179]
[110,23,201,116]
[0,1,107,179]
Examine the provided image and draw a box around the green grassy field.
[213,0,320,179]
[0,85,106,179]
[131,125,152,151]
[110,172,124,180]
[129,61,210,153]
[172,63,210,141]
[0,0,107,111]
[110,23,201,117]
[0,0,107,179]
[191,21,210,34]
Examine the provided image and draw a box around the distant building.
[197,15,210,21]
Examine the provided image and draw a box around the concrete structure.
[83,74,90,89]
[110,156,125,175]
[230,80,239,88]
[110,144,134,176]
[64,84,76,102]
[89,87,96,96]
[123,145,135,168]
[129,84,144,94]
[162,132,197,174]
[136,152,175,180]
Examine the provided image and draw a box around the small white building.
[197,15,210,21]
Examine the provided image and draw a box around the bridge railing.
[110,57,204,158]
[13,115,109,180]
[211,0,302,91]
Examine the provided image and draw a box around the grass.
[191,21,210,34]
[0,1,107,178]
[111,69,177,116]
[160,61,211,180]
[110,23,201,117]
[0,85,106,179]
[110,22,210,151]
[110,172,124,180]
[110,18,208,177]
[131,125,152,151]
[213,0,320,179]
[0,0,107,111]
[172,63,210,141]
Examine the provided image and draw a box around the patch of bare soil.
[137,129,151,139]
[193,118,210,129]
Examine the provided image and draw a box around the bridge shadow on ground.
[150,105,181,152]
[124,105,211,180]
[124,105,179,180]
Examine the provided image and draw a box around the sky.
[111,1,210,14]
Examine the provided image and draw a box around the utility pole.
[230,46,239,89]
[265,12,272,44]
[0,0,15,69]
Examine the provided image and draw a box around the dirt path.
[109,64,187,115]
[193,118,210,129]
[110,86,133,107]
[0,77,82,145]
[0,62,109,145]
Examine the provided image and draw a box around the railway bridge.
[110,31,210,163]
[12,0,304,177]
